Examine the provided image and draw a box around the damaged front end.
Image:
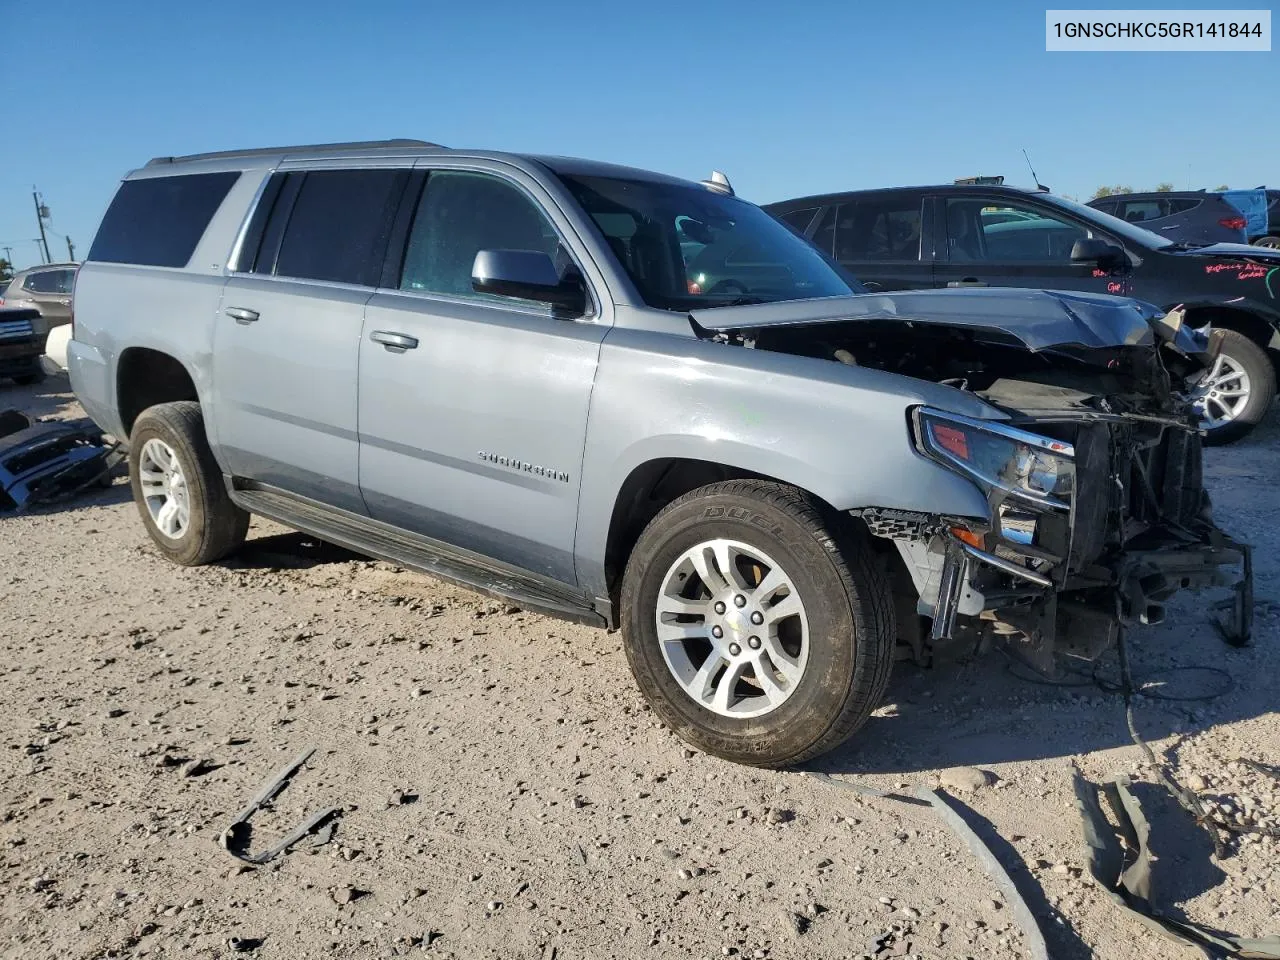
[692,289,1252,673]
[882,401,1250,674]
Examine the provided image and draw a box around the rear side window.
[1166,198,1202,214]
[88,172,240,267]
[273,170,405,286]
[1117,199,1167,223]
[835,197,922,261]
[809,206,837,256]
[24,269,74,293]
[775,206,819,235]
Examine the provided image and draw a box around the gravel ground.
[2,376,1278,960]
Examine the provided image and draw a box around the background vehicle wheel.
[620,479,894,768]
[1192,329,1276,445]
[1251,235,1280,249]
[128,401,248,565]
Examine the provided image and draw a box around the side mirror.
[1071,237,1125,270]
[471,249,585,313]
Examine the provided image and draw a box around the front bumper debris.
[0,410,123,511]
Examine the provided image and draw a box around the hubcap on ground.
[138,438,190,540]
[654,538,809,719]
[1190,352,1251,430]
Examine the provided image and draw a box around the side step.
[229,484,606,628]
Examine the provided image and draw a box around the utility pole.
[32,188,51,264]
[2,246,12,267]
[66,237,76,262]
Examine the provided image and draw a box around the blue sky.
[1,0,1275,270]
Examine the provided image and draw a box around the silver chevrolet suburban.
[69,139,1250,767]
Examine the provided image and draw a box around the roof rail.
[146,139,443,166]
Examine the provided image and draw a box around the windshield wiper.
[706,296,768,307]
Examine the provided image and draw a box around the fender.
[572,327,997,600]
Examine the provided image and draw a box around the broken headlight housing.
[913,408,1075,510]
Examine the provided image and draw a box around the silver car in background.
[1,262,78,331]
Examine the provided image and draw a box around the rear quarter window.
[88,171,241,268]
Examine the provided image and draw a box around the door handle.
[947,278,988,288]
[225,306,259,324]
[58,298,71,305]
[370,330,419,351]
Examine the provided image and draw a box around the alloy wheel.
[137,438,191,540]
[654,538,809,719]
[1191,352,1252,430]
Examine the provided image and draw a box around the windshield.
[557,174,858,311]
[1040,193,1176,250]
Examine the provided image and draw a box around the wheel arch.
[1176,302,1280,358]
[116,347,200,438]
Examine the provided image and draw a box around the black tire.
[1198,328,1276,446]
[13,368,46,386]
[128,401,249,565]
[620,479,894,768]
[1251,235,1280,249]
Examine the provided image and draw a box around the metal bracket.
[1213,541,1253,647]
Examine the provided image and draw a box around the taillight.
[1220,215,1247,230]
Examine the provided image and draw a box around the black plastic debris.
[1073,772,1280,959]
[0,410,123,512]
[219,747,340,865]
[915,786,1050,960]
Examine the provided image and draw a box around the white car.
[40,323,72,375]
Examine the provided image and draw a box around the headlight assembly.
[913,408,1075,509]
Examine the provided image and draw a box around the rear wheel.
[128,401,249,565]
[619,479,894,768]
[1251,235,1280,249]
[1191,329,1276,445]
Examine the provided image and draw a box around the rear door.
[812,193,933,291]
[932,193,1129,296]
[213,165,409,513]
[357,165,607,583]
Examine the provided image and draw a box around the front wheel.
[619,480,894,768]
[1191,329,1276,446]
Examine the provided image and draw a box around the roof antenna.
[1022,149,1049,193]
[700,170,734,196]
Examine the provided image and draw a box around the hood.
[1169,242,1280,262]
[690,288,1167,352]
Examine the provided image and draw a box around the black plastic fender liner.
[1073,772,1280,959]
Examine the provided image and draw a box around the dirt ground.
[2,375,1278,960]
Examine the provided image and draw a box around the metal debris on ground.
[219,747,340,865]
[1073,772,1280,959]
[0,410,123,512]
